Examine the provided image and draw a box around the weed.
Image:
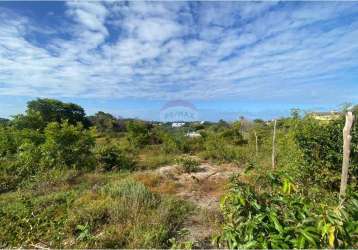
[95,144,135,171]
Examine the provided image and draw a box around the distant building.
[186,131,202,138]
[172,122,185,128]
[309,111,341,121]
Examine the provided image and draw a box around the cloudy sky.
[0,1,358,121]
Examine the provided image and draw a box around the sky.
[0,1,358,121]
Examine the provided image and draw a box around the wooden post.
[272,120,277,169]
[254,131,258,157]
[339,112,354,202]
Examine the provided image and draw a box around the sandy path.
[136,162,240,248]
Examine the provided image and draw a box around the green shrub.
[14,142,42,176]
[202,134,238,162]
[176,156,200,173]
[125,120,151,149]
[0,127,44,158]
[0,162,21,193]
[221,122,247,145]
[95,144,135,171]
[276,129,306,182]
[66,191,111,244]
[160,132,184,154]
[291,115,357,189]
[41,121,96,170]
[0,121,94,192]
[0,190,76,248]
[0,140,43,192]
[88,111,125,134]
[0,126,17,157]
[215,178,358,249]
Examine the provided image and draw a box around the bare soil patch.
[134,161,241,248]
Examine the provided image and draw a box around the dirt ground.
[135,161,241,248]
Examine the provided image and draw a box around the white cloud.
[0,1,358,106]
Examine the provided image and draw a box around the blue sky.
[0,1,358,121]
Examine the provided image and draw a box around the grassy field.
[0,99,357,248]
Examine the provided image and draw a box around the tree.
[0,118,9,126]
[11,110,45,130]
[12,98,90,130]
[88,111,124,133]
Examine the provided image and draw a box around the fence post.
[255,131,258,157]
[339,112,354,202]
[272,120,277,169]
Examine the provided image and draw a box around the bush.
[176,156,200,173]
[88,111,125,134]
[14,142,42,176]
[0,126,17,157]
[66,191,111,244]
[292,115,357,189]
[160,132,184,154]
[95,145,135,171]
[215,178,358,249]
[202,134,239,162]
[221,122,247,145]
[0,127,44,158]
[125,120,151,149]
[0,190,76,248]
[0,121,94,192]
[0,162,21,193]
[41,121,96,170]
[0,133,44,192]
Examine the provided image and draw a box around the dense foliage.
[292,115,358,188]
[215,176,357,249]
[88,112,125,134]
[12,98,90,130]
[95,144,135,171]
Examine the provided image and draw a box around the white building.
[186,132,202,138]
[172,122,185,128]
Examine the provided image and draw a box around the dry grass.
[62,177,191,249]
[136,145,177,170]
[134,172,182,195]
[196,178,229,196]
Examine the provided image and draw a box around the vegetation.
[95,144,135,171]
[215,175,357,249]
[0,98,357,248]
[12,98,90,130]
[176,156,200,173]
[88,111,125,134]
